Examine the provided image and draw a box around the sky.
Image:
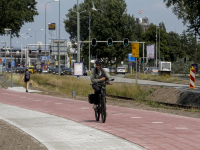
[0,0,187,49]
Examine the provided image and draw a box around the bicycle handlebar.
[90,78,114,86]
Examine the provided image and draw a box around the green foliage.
[0,0,38,37]
[163,0,200,35]
[64,0,136,66]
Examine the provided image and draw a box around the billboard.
[73,62,83,76]
[146,44,154,59]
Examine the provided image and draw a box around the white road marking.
[82,107,89,109]
[131,117,141,118]
[175,127,188,130]
[112,113,123,115]
[152,122,163,124]
[55,103,62,105]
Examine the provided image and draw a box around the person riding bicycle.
[91,59,113,110]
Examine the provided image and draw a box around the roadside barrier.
[189,66,196,89]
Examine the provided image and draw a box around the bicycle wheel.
[95,98,100,121]
[101,96,106,123]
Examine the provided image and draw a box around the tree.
[163,0,200,35]
[167,31,182,61]
[0,0,38,37]
[64,0,136,66]
[142,23,169,61]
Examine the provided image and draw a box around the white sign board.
[73,62,83,76]
[147,44,154,59]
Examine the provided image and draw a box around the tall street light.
[4,28,13,87]
[22,35,32,67]
[28,29,43,44]
[19,33,28,67]
[45,0,59,65]
[1,41,6,81]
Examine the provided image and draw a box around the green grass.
[125,73,182,83]
[8,74,149,101]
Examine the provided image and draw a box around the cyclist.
[90,59,113,110]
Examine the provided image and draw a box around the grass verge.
[8,74,149,101]
[125,73,182,83]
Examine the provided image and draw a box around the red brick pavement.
[1,89,200,150]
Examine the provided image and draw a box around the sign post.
[128,53,135,74]
[132,43,139,83]
[189,66,196,89]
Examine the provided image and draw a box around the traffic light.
[107,38,113,46]
[29,50,31,54]
[184,57,186,63]
[92,38,97,46]
[124,38,129,46]
[141,58,143,63]
[50,50,52,54]
[39,50,41,54]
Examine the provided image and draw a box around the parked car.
[48,66,54,74]
[53,67,63,75]
[117,67,126,75]
[19,67,26,74]
[28,66,37,74]
[102,66,109,72]
[62,67,72,75]
[144,67,149,74]
[109,67,116,73]
[146,67,158,75]
[83,67,87,76]
[16,67,22,73]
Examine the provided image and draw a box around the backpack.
[25,72,30,80]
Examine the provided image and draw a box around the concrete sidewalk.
[0,103,144,150]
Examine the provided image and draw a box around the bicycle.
[90,79,114,123]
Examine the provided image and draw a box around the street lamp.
[4,28,13,87]
[19,33,28,66]
[22,35,32,67]
[45,0,59,65]
[1,41,6,81]
[28,29,43,44]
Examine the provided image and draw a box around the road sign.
[128,53,135,62]
[40,56,49,61]
[192,64,198,73]
[132,43,139,57]
[12,61,15,67]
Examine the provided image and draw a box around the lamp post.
[19,33,28,67]
[1,41,6,81]
[45,0,59,65]
[22,36,32,67]
[28,29,43,44]
[4,28,13,87]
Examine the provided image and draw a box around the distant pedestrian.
[22,69,30,92]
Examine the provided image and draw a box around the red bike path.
[1,88,200,150]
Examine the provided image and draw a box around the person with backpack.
[22,68,30,92]
[90,59,112,110]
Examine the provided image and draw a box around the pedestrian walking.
[22,68,30,92]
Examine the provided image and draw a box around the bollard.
[29,82,32,89]
[72,90,75,98]
[189,66,196,89]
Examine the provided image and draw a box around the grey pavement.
[0,102,145,150]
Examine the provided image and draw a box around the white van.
[117,67,126,75]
